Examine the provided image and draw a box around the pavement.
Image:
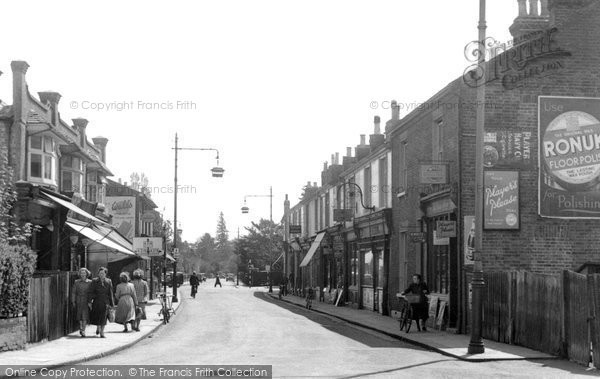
[270,291,558,362]
[0,287,181,368]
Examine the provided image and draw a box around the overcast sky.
[0,0,516,242]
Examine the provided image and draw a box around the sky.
[0,0,516,242]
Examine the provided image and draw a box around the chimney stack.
[38,91,62,125]
[391,100,400,121]
[356,134,371,162]
[374,116,381,134]
[370,116,385,151]
[92,136,109,164]
[11,61,29,126]
[72,118,89,147]
[335,152,340,165]
[313,182,317,188]
[331,154,335,165]
[343,146,356,170]
[510,0,550,40]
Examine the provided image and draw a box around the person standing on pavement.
[132,269,149,332]
[401,274,430,331]
[115,272,138,332]
[71,267,92,337]
[189,271,200,298]
[214,274,222,288]
[88,267,115,338]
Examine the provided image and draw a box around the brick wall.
[0,317,27,352]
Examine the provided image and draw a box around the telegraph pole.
[172,133,179,303]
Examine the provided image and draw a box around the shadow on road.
[253,291,424,349]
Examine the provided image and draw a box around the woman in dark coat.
[401,274,430,331]
[88,267,115,338]
[71,267,92,337]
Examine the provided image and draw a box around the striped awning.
[299,232,326,267]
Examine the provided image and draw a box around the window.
[350,244,358,286]
[28,135,56,185]
[364,166,371,208]
[62,156,85,193]
[348,176,356,214]
[376,249,384,288]
[362,250,373,287]
[429,215,450,294]
[399,141,407,195]
[433,119,444,161]
[379,156,388,208]
[325,193,330,227]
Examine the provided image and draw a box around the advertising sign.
[105,196,136,240]
[419,164,448,184]
[408,232,426,243]
[433,230,449,246]
[436,220,456,238]
[484,171,519,229]
[289,225,302,234]
[133,237,164,257]
[463,216,475,265]
[483,130,532,169]
[539,96,600,218]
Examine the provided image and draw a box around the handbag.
[107,306,116,323]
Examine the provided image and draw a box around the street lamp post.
[240,186,273,221]
[172,132,224,303]
[468,0,487,355]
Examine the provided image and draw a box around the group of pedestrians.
[71,267,149,338]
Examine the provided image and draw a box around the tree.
[129,172,150,197]
[235,219,283,276]
[215,212,229,250]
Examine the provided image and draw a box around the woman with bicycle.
[400,274,430,331]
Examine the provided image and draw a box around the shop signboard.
[436,220,456,238]
[420,164,448,184]
[104,196,136,240]
[409,232,426,243]
[433,230,449,246]
[484,171,519,229]
[289,225,302,234]
[483,129,532,169]
[539,96,600,218]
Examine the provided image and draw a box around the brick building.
[387,0,600,332]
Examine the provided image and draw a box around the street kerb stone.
[268,293,557,363]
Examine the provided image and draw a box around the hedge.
[0,243,36,318]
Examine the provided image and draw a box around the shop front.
[354,209,392,315]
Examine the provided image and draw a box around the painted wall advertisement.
[484,129,532,169]
[104,196,136,240]
[463,216,475,265]
[484,171,519,229]
[539,96,600,218]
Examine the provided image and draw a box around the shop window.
[350,245,358,286]
[28,135,56,185]
[429,216,449,294]
[362,250,373,287]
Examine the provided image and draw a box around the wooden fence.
[482,270,599,368]
[27,271,78,343]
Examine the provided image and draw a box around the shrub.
[0,243,36,317]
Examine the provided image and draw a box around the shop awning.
[66,221,135,256]
[41,191,104,224]
[299,232,326,267]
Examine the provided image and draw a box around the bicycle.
[157,292,175,324]
[305,287,314,309]
[398,294,422,333]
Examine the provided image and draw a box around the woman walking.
[89,267,115,338]
[115,272,138,332]
[131,269,149,332]
[71,267,92,337]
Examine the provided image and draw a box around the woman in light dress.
[131,269,149,332]
[71,267,92,337]
[114,272,138,332]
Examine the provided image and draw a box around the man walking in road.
[190,271,200,298]
[214,275,222,288]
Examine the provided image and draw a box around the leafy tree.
[235,219,283,275]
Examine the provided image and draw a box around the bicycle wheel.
[405,308,413,333]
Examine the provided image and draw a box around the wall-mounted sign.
[105,196,136,240]
[539,96,600,219]
[463,216,475,265]
[484,171,519,229]
[133,237,163,257]
[433,230,449,245]
[409,232,426,243]
[289,225,302,234]
[483,130,532,169]
[419,164,448,184]
[333,209,354,222]
[140,210,157,223]
[436,220,456,238]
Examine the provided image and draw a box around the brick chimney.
[92,136,109,164]
[11,61,29,124]
[10,61,30,180]
[509,0,550,41]
[355,134,370,162]
[38,91,62,126]
[72,118,89,147]
[385,99,401,134]
[343,146,356,170]
[369,116,385,151]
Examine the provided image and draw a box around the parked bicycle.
[157,292,175,324]
[398,294,422,333]
[305,287,314,309]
